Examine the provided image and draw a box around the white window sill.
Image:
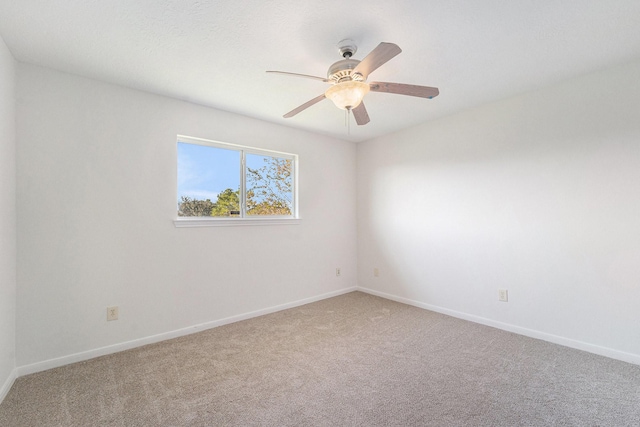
[173,217,301,227]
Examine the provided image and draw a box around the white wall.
[0,35,17,398]
[16,64,357,369]
[357,59,640,363]
[11,56,640,376]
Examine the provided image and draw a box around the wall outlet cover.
[107,306,119,321]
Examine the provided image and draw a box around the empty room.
[1,1,640,425]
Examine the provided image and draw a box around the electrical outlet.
[107,306,119,321]
[498,290,508,302]
[336,268,341,277]
[374,268,379,277]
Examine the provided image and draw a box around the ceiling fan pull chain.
[347,108,351,134]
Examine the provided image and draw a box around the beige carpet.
[1,291,639,426]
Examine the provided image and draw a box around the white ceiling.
[1,1,640,142]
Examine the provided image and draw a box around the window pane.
[177,142,240,217]
[245,153,293,216]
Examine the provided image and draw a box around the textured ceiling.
[1,0,640,142]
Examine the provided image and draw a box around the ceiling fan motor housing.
[327,59,363,83]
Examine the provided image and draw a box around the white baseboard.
[357,286,640,366]
[0,368,17,405]
[17,287,357,377]
[17,284,636,379]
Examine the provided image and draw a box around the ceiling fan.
[267,40,439,126]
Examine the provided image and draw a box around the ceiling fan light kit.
[267,39,439,126]
[325,80,370,110]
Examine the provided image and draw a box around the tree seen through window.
[177,139,295,218]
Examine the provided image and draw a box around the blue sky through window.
[177,142,240,202]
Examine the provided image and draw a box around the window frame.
[174,135,300,227]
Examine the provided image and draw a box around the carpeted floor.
[1,291,639,426]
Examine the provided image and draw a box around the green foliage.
[177,196,215,217]
[211,188,240,217]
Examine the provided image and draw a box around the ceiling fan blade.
[352,102,370,126]
[369,82,439,98]
[352,42,402,79]
[267,71,329,83]
[283,94,326,118]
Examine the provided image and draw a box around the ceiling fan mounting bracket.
[337,39,357,59]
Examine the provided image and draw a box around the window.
[175,136,298,226]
